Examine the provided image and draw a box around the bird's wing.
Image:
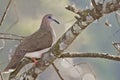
[3,50,26,72]
[4,30,53,72]
[19,30,53,52]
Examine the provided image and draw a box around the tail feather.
[3,50,26,73]
[3,61,18,73]
[2,69,15,74]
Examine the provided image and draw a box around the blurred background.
[0,0,120,80]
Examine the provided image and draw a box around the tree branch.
[0,72,3,80]
[0,33,24,41]
[0,32,24,41]
[7,1,19,31]
[52,63,64,80]
[0,33,24,38]
[60,52,120,61]
[0,0,13,26]
[0,37,22,41]
[9,0,120,80]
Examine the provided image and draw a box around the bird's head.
[43,14,60,24]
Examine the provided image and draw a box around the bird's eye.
[48,16,51,19]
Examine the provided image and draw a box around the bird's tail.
[3,50,26,74]
[2,62,17,74]
[2,69,15,74]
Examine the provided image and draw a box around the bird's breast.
[25,47,50,58]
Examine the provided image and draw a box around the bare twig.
[0,33,24,41]
[52,63,64,80]
[0,37,22,41]
[7,1,19,31]
[91,0,97,8]
[113,12,120,35]
[60,52,120,61]
[0,33,24,38]
[0,0,13,26]
[115,12,120,27]
[0,39,5,50]
[0,33,23,47]
[112,42,120,53]
[0,72,3,80]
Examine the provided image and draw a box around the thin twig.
[0,0,13,26]
[0,39,5,50]
[52,63,64,80]
[0,33,24,38]
[0,37,22,41]
[112,42,120,54]
[115,12,120,25]
[7,0,19,31]
[0,72,3,80]
[113,12,120,36]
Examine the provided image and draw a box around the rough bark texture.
[60,52,120,61]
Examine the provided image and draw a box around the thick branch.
[60,52,120,61]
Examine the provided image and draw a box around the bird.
[3,14,59,73]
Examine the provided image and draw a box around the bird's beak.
[52,18,60,24]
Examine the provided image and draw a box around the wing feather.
[4,30,53,71]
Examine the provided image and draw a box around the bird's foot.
[32,58,38,67]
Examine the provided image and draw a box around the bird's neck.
[39,19,56,43]
[40,19,51,31]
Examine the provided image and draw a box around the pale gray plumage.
[4,14,59,72]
